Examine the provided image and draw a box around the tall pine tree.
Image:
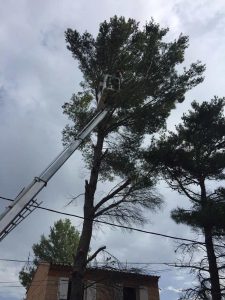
[145,97,225,300]
[63,16,204,300]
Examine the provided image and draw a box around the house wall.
[84,282,97,300]
[26,262,50,300]
[148,286,160,300]
[89,273,160,300]
[26,264,160,300]
[95,283,159,300]
[96,282,118,300]
[44,275,58,300]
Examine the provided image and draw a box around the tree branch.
[168,263,209,273]
[86,246,106,265]
[65,193,85,207]
[94,198,126,218]
[94,179,131,212]
[166,168,199,203]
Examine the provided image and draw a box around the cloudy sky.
[0,0,225,299]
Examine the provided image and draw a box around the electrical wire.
[0,257,175,264]
[0,195,204,245]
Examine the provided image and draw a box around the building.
[26,262,160,300]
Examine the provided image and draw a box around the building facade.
[26,262,160,300]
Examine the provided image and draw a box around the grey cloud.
[173,0,225,37]
[0,1,224,300]
[0,86,8,107]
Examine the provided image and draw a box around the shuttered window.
[139,286,148,300]
[58,277,69,300]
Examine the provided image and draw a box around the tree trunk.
[199,179,221,300]
[69,217,93,300]
[204,226,221,300]
[69,131,105,300]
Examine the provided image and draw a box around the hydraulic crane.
[0,74,121,241]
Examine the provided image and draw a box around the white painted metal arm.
[0,108,109,241]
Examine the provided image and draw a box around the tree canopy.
[145,97,225,232]
[63,16,204,225]
[19,219,80,290]
[64,17,204,171]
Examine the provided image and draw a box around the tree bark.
[204,226,221,300]
[69,218,93,300]
[200,179,221,300]
[69,130,105,300]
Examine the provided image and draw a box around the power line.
[0,195,205,245]
[0,196,13,201]
[39,206,203,244]
[0,257,210,272]
[0,258,28,263]
[0,267,176,287]
[0,285,24,288]
[0,258,187,277]
[0,257,175,265]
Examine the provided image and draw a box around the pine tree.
[63,16,204,300]
[145,97,225,300]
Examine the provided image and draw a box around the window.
[58,277,69,300]
[139,286,148,300]
[123,287,137,300]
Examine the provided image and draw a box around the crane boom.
[0,108,110,241]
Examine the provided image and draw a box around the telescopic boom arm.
[0,73,121,242]
[0,108,111,241]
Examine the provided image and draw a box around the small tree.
[19,219,80,290]
[63,16,204,300]
[145,97,225,300]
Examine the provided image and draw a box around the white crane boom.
[0,73,121,241]
[0,108,111,241]
[0,108,110,241]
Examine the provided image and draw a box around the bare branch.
[94,179,131,212]
[86,246,106,265]
[94,197,128,219]
[65,193,85,207]
[166,168,199,203]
